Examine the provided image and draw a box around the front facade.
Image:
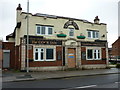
[6,4,108,71]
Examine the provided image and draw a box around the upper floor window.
[36,25,53,35]
[69,28,74,37]
[87,30,99,38]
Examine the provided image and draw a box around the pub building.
[6,4,108,71]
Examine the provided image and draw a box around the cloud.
[0,0,119,47]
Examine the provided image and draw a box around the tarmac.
[2,68,120,82]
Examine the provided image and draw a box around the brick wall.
[2,42,15,69]
[15,46,20,69]
[102,48,106,59]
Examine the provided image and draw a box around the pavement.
[2,68,120,82]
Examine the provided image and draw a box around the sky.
[0,0,119,47]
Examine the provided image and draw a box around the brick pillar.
[76,42,81,68]
[21,38,26,70]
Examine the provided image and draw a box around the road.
[2,74,120,89]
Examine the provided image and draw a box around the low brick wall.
[27,66,64,71]
[81,64,107,69]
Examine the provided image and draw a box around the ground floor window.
[34,48,55,61]
[87,48,101,60]
[46,48,54,60]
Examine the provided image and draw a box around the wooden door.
[68,48,76,68]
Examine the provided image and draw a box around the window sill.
[45,59,56,61]
[36,34,53,36]
[87,37,99,39]
[86,59,101,60]
[33,60,56,62]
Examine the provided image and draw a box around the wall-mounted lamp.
[44,16,47,19]
[102,34,105,37]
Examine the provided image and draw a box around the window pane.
[41,52,44,60]
[46,49,54,59]
[48,27,52,34]
[93,31,95,38]
[37,27,40,34]
[98,50,100,59]
[94,50,97,59]
[69,29,74,36]
[69,32,74,36]
[88,31,91,38]
[41,49,44,51]
[96,32,99,38]
[35,52,38,60]
[94,50,100,59]
[41,26,45,34]
[87,49,93,59]
[36,49,38,51]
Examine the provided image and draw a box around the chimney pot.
[94,16,100,24]
[16,4,22,10]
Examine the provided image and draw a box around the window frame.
[87,30,99,39]
[86,48,101,60]
[36,25,53,35]
[87,49,93,60]
[69,28,74,37]
[34,47,55,61]
[34,48,44,61]
[45,48,55,61]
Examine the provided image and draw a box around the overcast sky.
[0,0,119,47]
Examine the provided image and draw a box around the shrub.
[116,64,120,68]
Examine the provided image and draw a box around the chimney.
[16,4,22,22]
[94,16,100,24]
[16,4,22,10]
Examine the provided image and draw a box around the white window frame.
[34,48,44,61]
[86,48,101,60]
[47,27,53,35]
[69,28,74,37]
[94,49,100,60]
[45,48,55,61]
[34,47,55,61]
[36,25,53,35]
[87,30,99,39]
[87,49,93,60]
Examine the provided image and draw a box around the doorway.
[67,48,76,68]
[3,50,10,68]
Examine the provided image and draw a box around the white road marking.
[115,82,120,83]
[61,85,97,90]
[75,85,97,88]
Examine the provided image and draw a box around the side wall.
[2,42,15,69]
